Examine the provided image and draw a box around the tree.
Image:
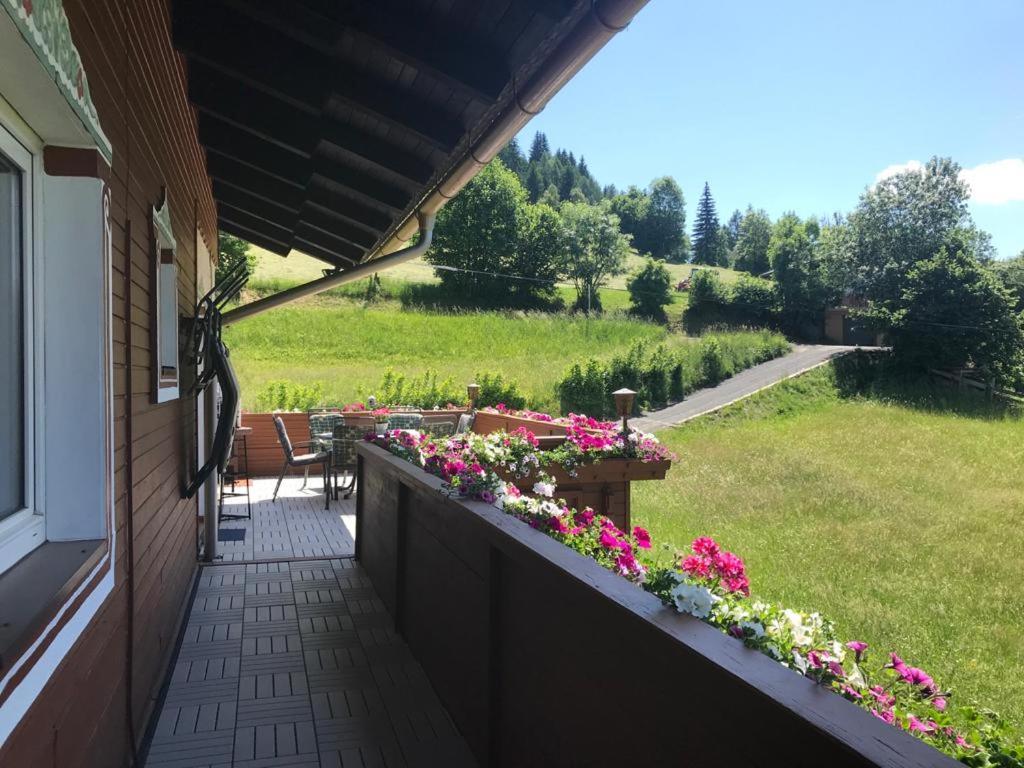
[691,182,725,265]
[497,137,527,178]
[528,131,550,163]
[427,158,528,300]
[640,176,686,260]
[876,247,1024,387]
[561,201,630,312]
[626,257,672,319]
[724,209,743,250]
[216,233,255,285]
[525,165,544,203]
[993,250,1024,313]
[609,186,650,248]
[510,203,568,304]
[844,157,973,303]
[538,183,561,208]
[768,213,828,330]
[733,207,772,275]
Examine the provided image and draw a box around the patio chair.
[330,423,364,499]
[272,415,331,508]
[387,413,423,431]
[425,419,457,438]
[307,410,342,488]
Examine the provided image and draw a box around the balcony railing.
[355,442,958,767]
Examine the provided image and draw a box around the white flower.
[739,621,765,639]
[766,643,783,660]
[783,609,813,647]
[830,640,846,662]
[792,650,808,675]
[670,583,719,619]
[539,500,563,518]
[532,481,555,497]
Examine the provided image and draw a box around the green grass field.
[246,246,734,318]
[223,302,697,412]
[632,366,1024,732]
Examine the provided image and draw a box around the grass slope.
[223,302,691,412]
[632,366,1024,732]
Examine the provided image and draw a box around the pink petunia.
[901,667,934,689]
[870,708,895,725]
[907,715,937,735]
[632,526,652,549]
[599,530,621,550]
[840,685,863,700]
[845,641,868,661]
[574,508,595,526]
[932,697,947,711]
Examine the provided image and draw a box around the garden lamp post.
[613,388,636,435]
[467,382,480,411]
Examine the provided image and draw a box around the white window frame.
[0,111,44,573]
[153,194,179,403]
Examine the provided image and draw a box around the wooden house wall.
[0,1,217,765]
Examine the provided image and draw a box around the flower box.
[494,458,671,531]
[472,409,569,437]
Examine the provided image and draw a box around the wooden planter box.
[472,409,571,437]
[495,459,671,531]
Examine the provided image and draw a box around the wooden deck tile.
[144,538,475,768]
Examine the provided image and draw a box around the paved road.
[632,344,853,433]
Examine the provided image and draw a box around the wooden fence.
[355,442,958,767]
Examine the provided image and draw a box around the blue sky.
[517,0,1024,258]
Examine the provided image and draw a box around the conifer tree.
[692,182,724,265]
[497,137,527,179]
[528,131,550,163]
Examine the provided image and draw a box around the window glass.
[0,150,23,520]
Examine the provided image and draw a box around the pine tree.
[525,165,544,203]
[691,182,724,265]
[578,156,591,179]
[528,131,550,163]
[498,137,527,179]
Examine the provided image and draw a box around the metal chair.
[307,410,342,488]
[387,413,423,431]
[272,415,331,508]
[330,423,364,499]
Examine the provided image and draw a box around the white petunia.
[670,583,719,619]
[532,481,555,497]
[739,621,765,639]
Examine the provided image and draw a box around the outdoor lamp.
[467,382,480,409]
[613,388,636,434]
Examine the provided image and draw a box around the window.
[153,193,179,402]
[0,120,42,568]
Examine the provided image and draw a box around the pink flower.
[547,517,569,534]
[680,555,710,578]
[504,484,522,498]
[827,661,845,678]
[712,551,745,577]
[723,575,750,595]
[692,537,720,556]
[885,653,908,674]
[599,530,621,550]
[841,685,863,700]
[807,650,824,669]
[574,508,595,526]
[900,667,934,689]
[632,526,652,549]
[871,708,895,725]
[907,715,937,734]
[868,686,895,709]
[932,697,947,712]
[845,641,868,661]
[728,624,744,639]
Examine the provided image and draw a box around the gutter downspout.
[222,212,435,325]
[220,0,648,326]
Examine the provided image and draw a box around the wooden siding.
[0,1,217,766]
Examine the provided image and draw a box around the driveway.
[631,344,854,433]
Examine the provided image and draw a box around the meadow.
[226,248,749,410]
[632,365,1024,733]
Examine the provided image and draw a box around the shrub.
[363,368,463,409]
[698,337,728,384]
[626,258,673,318]
[558,359,608,417]
[474,371,526,410]
[730,275,779,325]
[254,379,324,412]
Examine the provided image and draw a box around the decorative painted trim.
[1,0,112,164]
[43,144,108,180]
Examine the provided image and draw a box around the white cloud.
[873,158,1024,205]
[960,159,1024,205]
[874,160,923,183]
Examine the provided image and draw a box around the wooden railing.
[355,442,956,767]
